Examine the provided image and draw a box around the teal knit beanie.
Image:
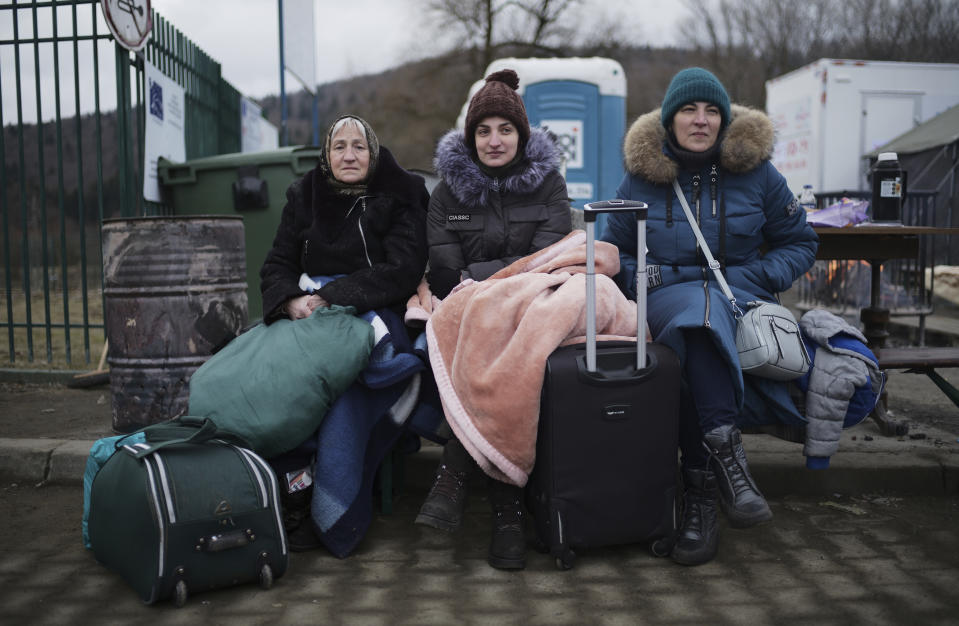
[660,67,731,130]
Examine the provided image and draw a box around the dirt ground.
[0,381,116,441]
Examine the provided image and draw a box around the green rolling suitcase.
[88,417,288,606]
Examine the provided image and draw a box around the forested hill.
[257,46,703,172]
[0,45,704,229]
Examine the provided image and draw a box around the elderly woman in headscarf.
[260,114,429,323]
[258,114,429,551]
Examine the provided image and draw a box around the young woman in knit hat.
[602,68,819,565]
[416,69,572,570]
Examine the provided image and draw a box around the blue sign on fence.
[149,78,164,121]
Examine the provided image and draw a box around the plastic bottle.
[798,184,817,214]
[871,152,905,223]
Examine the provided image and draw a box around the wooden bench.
[875,347,959,433]
[878,346,959,372]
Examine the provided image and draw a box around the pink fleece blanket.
[410,231,642,486]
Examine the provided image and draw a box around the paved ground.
[1,322,958,623]
[1,482,957,625]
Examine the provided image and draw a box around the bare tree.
[511,0,580,49]
[832,0,959,62]
[680,0,959,106]
[423,0,582,74]
[679,0,838,102]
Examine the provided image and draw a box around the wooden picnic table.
[813,225,959,434]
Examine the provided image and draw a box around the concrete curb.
[750,450,959,497]
[0,438,72,485]
[2,433,957,497]
[0,369,85,385]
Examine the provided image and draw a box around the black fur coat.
[260,146,429,322]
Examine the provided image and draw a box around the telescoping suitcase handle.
[582,199,649,373]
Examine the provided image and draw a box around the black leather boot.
[703,423,772,528]
[671,467,719,566]
[281,487,321,552]
[415,438,473,532]
[487,478,526,570]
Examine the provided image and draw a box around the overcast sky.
[152,0,689,99]
[1,1,688,124]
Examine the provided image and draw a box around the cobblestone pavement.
[1,481,957,625]
[1,321,958,624]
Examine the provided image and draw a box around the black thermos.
[871,152,906,223]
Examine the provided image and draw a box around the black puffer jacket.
[426,127,572,298]
[260,146,429,322]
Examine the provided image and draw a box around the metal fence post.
[1,1,245,368]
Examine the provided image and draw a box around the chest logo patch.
[786,198,799,217]
[647,264,663,289]
[448,214,471,222]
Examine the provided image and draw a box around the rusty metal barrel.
[102,216,248,433]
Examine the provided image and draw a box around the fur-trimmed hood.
[623,104,776,184]
[433,126,562,209]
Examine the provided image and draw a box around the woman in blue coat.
[602,68,818,566]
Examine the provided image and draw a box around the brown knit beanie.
[464,69,530,153]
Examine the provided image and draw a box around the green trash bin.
[159,146,321,321]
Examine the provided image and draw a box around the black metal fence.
[1,0,242,368]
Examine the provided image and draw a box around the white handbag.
[671,180,810,380]
[735,300,811,380]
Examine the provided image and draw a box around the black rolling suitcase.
[527,200,681,569]
[88,417,289,607]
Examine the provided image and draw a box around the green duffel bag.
[87,416,288,607]
[187,304,375,459]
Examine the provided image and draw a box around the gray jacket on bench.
[800,309,884,466]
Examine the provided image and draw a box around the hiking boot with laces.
[704,423,772,528]
[415,464,470,532]
[415,439,473,532]
[671,467,719,566]
[487,478,526,570]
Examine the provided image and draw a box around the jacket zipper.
[357,197,372,267]
[692,174,701,224]
[343,195,373,268]
[688,176,711,327]
[709,165,718,217]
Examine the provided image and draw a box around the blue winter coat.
[602,104,819,417]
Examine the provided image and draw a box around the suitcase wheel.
[173,580,188,608]
[259,563,274,590]
[650,536,673,558]
[554,548,576,571]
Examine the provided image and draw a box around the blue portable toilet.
[457,57,627,232]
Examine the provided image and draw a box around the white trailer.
[765,59,959,197]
